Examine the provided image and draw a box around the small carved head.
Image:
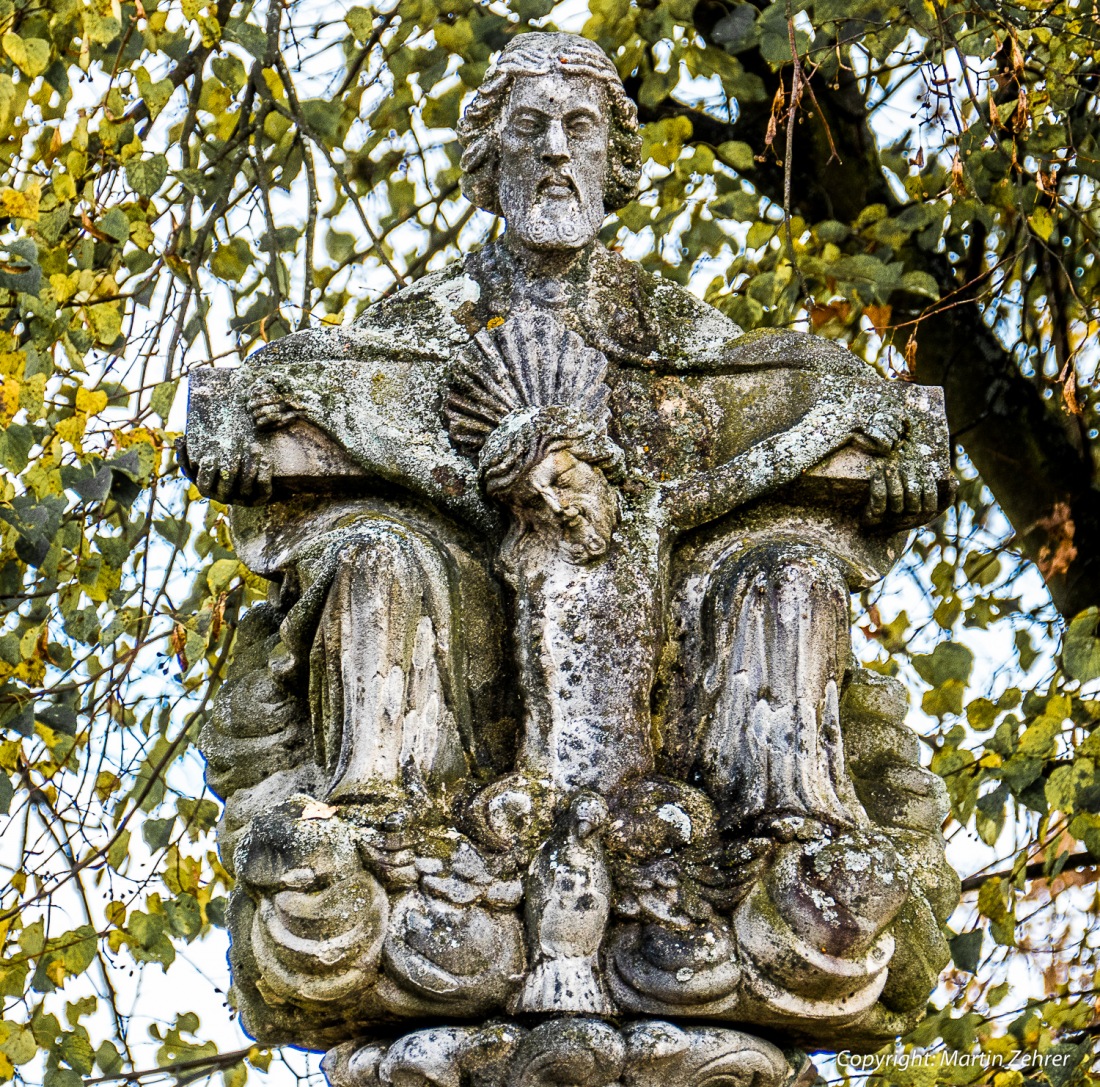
[457,32,642,250]
[480,404,623,568]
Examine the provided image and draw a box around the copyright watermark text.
[837,1050,1074,1073]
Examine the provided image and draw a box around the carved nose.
[541,121,569,164]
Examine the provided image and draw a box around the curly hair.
[479,405,624,500]
[457,32,642,216]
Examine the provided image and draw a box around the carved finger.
[196,462,219,498]
[866,468,887,523]
[237,449,259,501]
[214,458,241,504]
[903,465,922,513]
[922,477,939,517]
[886,466,904,515]
[245,450,273,504]
[253,403,292,432]
[248,382,280,404]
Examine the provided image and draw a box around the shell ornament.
[444,312,612,457]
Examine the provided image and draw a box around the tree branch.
[84,1046,255,1085]
[960,851,1097,893]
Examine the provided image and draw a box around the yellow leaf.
[248,1048,272,1073]
[55,413,87,448]
[643,115,693,167]
[52,171,76,202]
[114,425,158,449]
[206,558,242,594]
[95,771,120,801]
[0,181,40,221]
[2,33,49,78]
[1028,205,1055,241]
[0,350,24,376]
[86,301,122,344]
[50,273,77,302]
[75,387,108,415]
[0,376,18,420]
[45,959,66,986]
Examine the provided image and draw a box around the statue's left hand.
[864,453,942,525]
[249,377,299,433]
[852,404,907,456]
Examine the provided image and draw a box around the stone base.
[322,1019,803,1087]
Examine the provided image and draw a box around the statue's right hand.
[852,403,907,456]
[185,440,272,505]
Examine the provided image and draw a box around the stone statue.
[183,31,960,1087]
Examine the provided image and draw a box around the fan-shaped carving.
[445,313,611,456]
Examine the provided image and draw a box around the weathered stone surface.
[183,29,959,1080]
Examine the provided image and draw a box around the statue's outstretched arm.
[665,383,895,531]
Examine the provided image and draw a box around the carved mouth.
[537,175,578,200]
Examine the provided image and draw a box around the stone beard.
[184,30,961,1087]
[497,69,610,251]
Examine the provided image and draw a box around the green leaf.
[125,154,169,197]
[643,116,693,167]
[1015,628,1039,671]
[99,207,130,243]
[716,140,754,171]
[1064,607,1100,682]
[151,379,178,422]
[207,558,241,594]
[143,816,176,851]
[1045,758,1098,814]
[0,1023,37,1065]
[1028,205,1055,241]
[949,929,983,973]
[899,270,941,299]
[223,1060,248,1087]
[106,829,131,872]
[0,238,41,293]
[814,219,849,243]
[300,99,343,143]
[345,6,374,42]
[95,1041,122,1076]
[912,641,974,686]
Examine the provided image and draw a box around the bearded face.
[525,449,618,563]
[498,71,610,251]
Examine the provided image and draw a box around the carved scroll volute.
[509,1020,625,1087]
[622,1023,791,1087]
[235,802,389,1007]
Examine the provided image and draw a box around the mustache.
[534,169,580,197]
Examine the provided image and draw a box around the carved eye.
[566,116,594,137]
[511,114,543,136]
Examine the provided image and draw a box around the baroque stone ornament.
[183,30,961,1086]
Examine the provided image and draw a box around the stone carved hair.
[457,32,643,215]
